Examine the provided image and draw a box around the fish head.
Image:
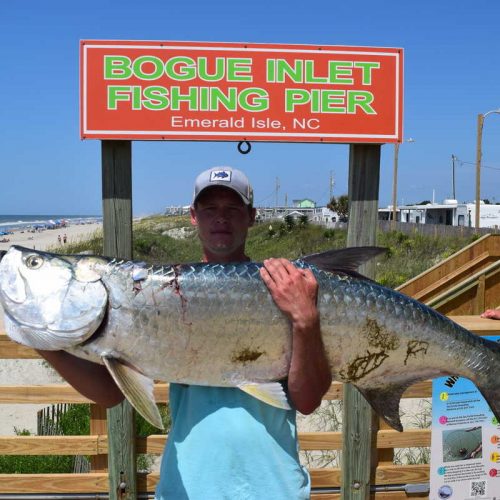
[0,246,108,350]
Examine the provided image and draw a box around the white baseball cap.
[192,167,254,206]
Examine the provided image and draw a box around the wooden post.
[101,140,136,499]
[342,144,381,500]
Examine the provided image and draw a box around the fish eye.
[25,255,44,269]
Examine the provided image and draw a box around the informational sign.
[430,336,500,499]
[80,40,403,143]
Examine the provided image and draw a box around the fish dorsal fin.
[356,383,408,432]
[102,356,164,430]
[238,382,291,410]
[301,247,386,280]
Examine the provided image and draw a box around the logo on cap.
[210,170,231,182]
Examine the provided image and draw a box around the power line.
[455,157,500,171]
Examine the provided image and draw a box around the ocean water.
[0,214,102,232]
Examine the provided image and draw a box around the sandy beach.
[0,222,102,253]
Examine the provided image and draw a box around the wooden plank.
[0,385,92,403]
[397,233,493,296]
[0,429,431,457]
[311,493,428,500]
[90,404,108,471]
[343,143,381,500]
[0,467,429,494]
[298,429,430,451]
[0,473,109,493]
[310,465,429,488]
[0,436,101,455]
[410,251,490,302]
[0,380,433,405]
[0,335,39,359]
[102,139,136,500]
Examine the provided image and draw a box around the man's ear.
[249,207,257,227]
[190,206,198,226]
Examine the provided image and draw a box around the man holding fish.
[37,166,332,499]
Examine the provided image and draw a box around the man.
[38,166,331,499]
[155,167,331,499]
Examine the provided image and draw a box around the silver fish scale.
[76,261,292,386]
[78,259,485,390]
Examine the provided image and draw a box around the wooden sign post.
[342,144,381,499]
[101,140,136,499]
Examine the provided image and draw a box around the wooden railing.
[1,316,499,498]
[397,233,500,315]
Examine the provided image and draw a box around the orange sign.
[80,40,403,143]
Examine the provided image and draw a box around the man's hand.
[260,258,319,330]
[481,309,500,320]
[260,258,331,414]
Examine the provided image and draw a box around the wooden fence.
[1,316,499,498]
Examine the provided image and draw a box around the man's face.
[191,186,255,261]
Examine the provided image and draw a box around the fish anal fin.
[238,382,291,410]
[356,383,408,432]
[102,356,164,430]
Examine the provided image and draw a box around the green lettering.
[347,91,375,114]
[132,56,164,80]
[305,61,328,84]
[143,86,169,110]
[165,57,196,81]
[107,86,133,109]
[238,88,269,111]
[104,56,132,79]
[285,89,310,112]
[354,62,380,85]
[199,87,209,111]
[227,58,253,81]
[210,88,237,111]
[327,61,353,84]
[276,60,303,83]
[266,59,275,82]
[198,57,225,81]
[169,86,198,110]
[321,90,346,113]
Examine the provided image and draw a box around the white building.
[379,200,500,228]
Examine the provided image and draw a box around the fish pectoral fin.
[237,382,291,410]
[356,383,409,432]
[102,356,164,430]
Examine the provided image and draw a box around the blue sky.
[1,1,499,215]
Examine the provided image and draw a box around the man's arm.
[260,258,332,414]
[37,350,125,408]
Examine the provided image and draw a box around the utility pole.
[275,177,280,209]
[329,170,335,201]
[451,154,457,200]
[475,108,500,229]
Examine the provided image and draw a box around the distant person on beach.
[57,235,61,244]
[63,234,67,244]
[481,309,500,320]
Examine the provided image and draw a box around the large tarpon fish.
[0,245,499,431]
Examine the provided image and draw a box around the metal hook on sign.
[237,141,252,155]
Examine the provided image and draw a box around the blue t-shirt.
[155,384,310,500]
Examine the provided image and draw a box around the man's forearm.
[287,316,332,414]
[37,350,124,407]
